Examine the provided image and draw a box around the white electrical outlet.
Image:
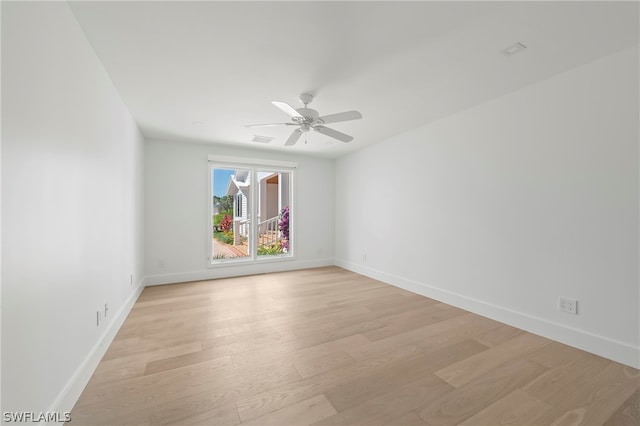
[559,297,578,315]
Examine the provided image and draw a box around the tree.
[213,195,234,215]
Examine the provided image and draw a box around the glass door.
[210,163,293,264]
[256,170,292,257]
[211,166,252,261]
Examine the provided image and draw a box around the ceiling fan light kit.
[246,93,362,146]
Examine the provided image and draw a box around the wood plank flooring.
[71,266,640,425]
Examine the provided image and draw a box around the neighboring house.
[226,170,250,221]
[226,170,290,246]
[212,199,220,216]
[225,170,250,245]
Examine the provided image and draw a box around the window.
[235,193,243,219]
[209,157,295,264]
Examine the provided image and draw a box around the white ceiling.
[68,1,639,158]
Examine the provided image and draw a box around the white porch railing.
[258,216,280,247]
[233,216,280,247]
[234,219,250,245]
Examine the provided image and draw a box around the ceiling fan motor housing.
[293,108,321,126]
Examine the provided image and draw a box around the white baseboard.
[335,259,640,369]
[47,280,145,419]
[144,257,335,286]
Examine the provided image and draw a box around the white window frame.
[208,156,296,267]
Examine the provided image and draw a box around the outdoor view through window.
[211,166,292,262]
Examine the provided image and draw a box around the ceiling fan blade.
[244,122,296,128]
[314,126,353,143]
[284,129,303,146]
[272,101,303,119]
[318,110,362,124]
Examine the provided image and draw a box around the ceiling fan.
[245,93,362,146]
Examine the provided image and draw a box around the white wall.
[144,139,334,284]
[1,5,635,420]
[335,46,639,368]
[2,2,144,415]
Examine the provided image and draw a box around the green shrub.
[214,231,234,245]
[258,243,284,255]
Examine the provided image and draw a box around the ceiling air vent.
[251,135,274,144]
[501,42,527,57]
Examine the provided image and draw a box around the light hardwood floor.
[71,267,640,425]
